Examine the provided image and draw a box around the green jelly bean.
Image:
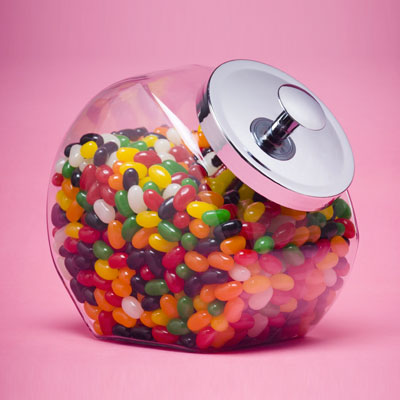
[254,236,275,254]
[167,318,190,335]
[144,279,169,296]
[158,220,182,242]
[282,244,305,266]
[306,212,327,228]
[177,296,194,319]
[121,215,140,241]
[181,233,198,251]
[93,240,113,260]
[76,191,93,212]
[161,160,187,174]
[202,209,230,226]
[176,263,195,280]
[116,134,130,147]
[142,181,161,195]
[62,161,75,179]
[181,178,198,191]
[336,222,345,236]
[128,140,148,151]
[333,198,352,219]
[115,190,134,217]
[208,300,225,316]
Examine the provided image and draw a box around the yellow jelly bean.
[330,236,349,257]
[120,162,147,179]
[80,141,98,158]
[151,309,170,326]
[238,184,255,201]
[116,147,139,162]
[136,211,161,228]
[186,201,217,219]
[270,273,295,291]
[148,165,171,188]
[211,314,229,332]
[65,222,83,238]
[316,252,339,270]
[243,202,266,222]
[95,259,119,280]
[319,205,334,220]
[56,190,72,211]
[207,169,235,195]
[143,134,158,147]
[148,233,178,252]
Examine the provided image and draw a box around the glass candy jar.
[47,60,358,351]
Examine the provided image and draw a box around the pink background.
[1,0,399,398]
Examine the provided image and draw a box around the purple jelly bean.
[70,278,85,303]
[65,256,80,277]
[51,204,68,228]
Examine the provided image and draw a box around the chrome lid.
[197,59,354,211]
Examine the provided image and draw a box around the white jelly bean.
[122,296,144,319]
[79,158,93,172]
[166,128,181,145]
[248,314,269,337]
[69,144,84,168]
[106,151,118,168]
[154,139,171,154]
[248,287,274,310]
[229,264,251,281]
[55,158,66,174]
[102,133,120,148]
[128,185,147,213]
[203,151,219,175]
[158,152,176,162]
[53,227,67,252]
[162,183,181,199]
[94,199,115,224]
[323,268,337,287]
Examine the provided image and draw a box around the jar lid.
[197,59,354,211]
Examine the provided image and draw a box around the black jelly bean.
[201,147,213,156]
[179,333,196,348]
[130,275,146,295]
[253,192,267,202]
[77,241,96,261]
[213,220,242,241]
[195,238,220,256]
[211,155,223,167]
[58,245,72,258]
[64,142,78,157]
[65,256,80,278]
[200,268,229,284]
[94,147,108,166]
[127,250,145,270]
[112,324,131,338]
[145,249,164,278]
[226,179,242,193]
[117,127,148,141]
[80,133,104,146]
[74,255,93,270]
[70,278,85,303]
[124,243,135,254]
[301,242,318,258]
[158,197,176,220]
[141,296,161,311]
[224,190,240,204]
[71,169,81,187]
[123,168,139,190]
[103,141,119,154]
[321,222,338,239]
[85,211,108,231]
[83,287,97,306]
[130,326,153,340]
[51,203,68,228]
[184,275,202,297]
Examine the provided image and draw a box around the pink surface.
[1,0,399,398]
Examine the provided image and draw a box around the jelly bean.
[171,172,189,185]
[94,289,114,311]
[141,296,161,311]
[158,197,176,220]
[142,181,161,196]
[165,270,185,293]
[212,326,235,348]
[105,291,123,307]
[238,184,254,201]
[121,215,140,241]
[185,251,209,272]
[130,275,146,294]
[121,296,143,319]
[221,203,237,219]
[210,314,229,332]
[207,300,225,316]
[196,326,216,349]
[321,221,339,239]
[220,235,246,255]
[66,200,84,223]
[323,268,337,287]
[160,294,179,318]
[186,201,217,219]
[114,190,133,217]
[153,138,171,154]
[282,244,305,266]
[169,212,188,231]
[307,212,327,228]
[144,248,164,278]
[223,297,245,323]
[335,218,355,239]
[152,325,179,344]
[167,318,190,335]
[122,168,139,191]
[128,140,147,152]
[69,144,84,168]
[162,183,180,200]
[253,236,274,254]
[181,233,198,251]
[248,314,269,338]
[56,190,72,211]
[184,275,202,297]
[149,233,178,252]
[228,264,251,281]
[51,204,68,228]
[93,199,115,224]
[144,279,169,296]
[197,191,224,208]
[259,253,282,274]
[79,225,101,243]
[132,227,157,249]
[195,238,220,256]
[175,263,194,281]
[140,265,156,281]
[148,165,171,188]
[133,150,162,168]
[171,186,195,213]
[84,302,100,320]
[76,240,94,259]
[65,222,82,239]
[334,257,350,277]
[200,284,217,303]
[308,225,321,243]
[162,160,187,175]
[70,169,81,187]
[112,279,132,298]
[214,220,242,241]
[333,198,352,219]
[112,308,136,328]
[240,221,265,241]
[201,268,229,285]
[291,226,310,247]
[107,220,125,249]
[248,287,274,310]
[120,162,147,180]
[61,179,79,198]
[95,259,118,280]
[230,313,255,331]
[136,211,161,228]
[201,209,230,227]
[93,240,113,260]
[139,190,161,214]
[158,221,182,242]
[162,246,185,270]
[98,311,116,335]
[187,310,212,331]
[314,239,331,262]
[272,223,296,249]
[208,252,234,271]
[189,219,210,239]
[270,274,295,291]
[177,296,194,320]
[127,185,147,214]
[170,145,190,161]
[75,191,92,212]
[243,275,271,294]
[316,252,339,270]
[214,281,243,301]
[116,147,138,162]
[181,178,198,191]
[280,206,306,221]
[243,202,265,223]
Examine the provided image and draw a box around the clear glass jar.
[47,62,358,351]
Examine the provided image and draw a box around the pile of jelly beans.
[50,125,356,351]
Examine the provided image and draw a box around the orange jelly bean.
[94,288,115,312]
[132,227,157,249]
[62,178,79,199]
[84,302,100,320]
[200,284,217,303]
[280,206,306,220]
[214,281,243,301]
[108,174,124,191]
[243,275,271,294]
[160,294,179,318]
[185,251,209,272]
[118,267,135,285]
[112,308,137,328]
[208,252,234,271]
[93,320,103,335]
[112,160,124,174]
[66,199,84,222]
[224,297,244,323]
[316,252,339,270]
[330,236,349,257]
[111,278,132,298]
[140,311,157,327]
[197,191,224,208]
[270,274,295,291]
[220,235,246,255]
[211,326,235,348]
[187,310,212,331]
[107,220,126,249]
[291,226,310,247]
[189,219,211,239]
[308,225,321,243]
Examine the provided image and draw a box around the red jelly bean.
[52,172,63,186]
[313,239,331,262]
[272,222,296,249]
[230,313,255,331]
[336,218,356,239]
[143,189,164,211]
[80,164,97,191]
[78,226,101,243]
[134,150,162,167]
[226,329,248,347]
[64,237,78,253]
[268,313,286,328]
[77,269,95,286]
[100,184,116,206]
[164,270,185,293]
[264,201,281,218]
[98,311,116,335]
[234,249,258,266]
[170,145,190,162]
[196,326,217,349]
[162,246,186,270]
[270,290,292,306]
[259,253,283,274]
[222,203,237,219]
[173,211,190,229]
[198,183,211,192]
[171,172,189,184]
[241,222,266,240]
[86,181,101,205]
[95,165,113,184]
[92,272,112,291]
[108,252,128,269]
[188,164,207,181]
[140,265,155,281]
[173,185,197,211]
[287,259,314,281]
[152,326,179,344]
[105,290,123,307]
[334,258,350,276]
